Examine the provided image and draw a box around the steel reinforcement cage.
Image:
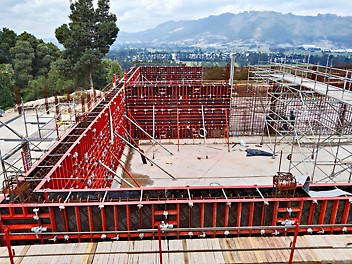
[0,66,351,245]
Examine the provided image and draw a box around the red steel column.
[272,201,279,226]
[224,204,230,228]
[126,205,131,240]
[248,202,255,229]
[88,207,94,242]
[341,200,351,224]
[113,205,119,231]
[330,200,339,226]
[236,202,242,230]
[212,203,217,237]
[260,204,266,226]
[318,200,328,225]
[200,203,205,229]
[101,207,106,232]
[307,202,316,225]
[74,207,82,242]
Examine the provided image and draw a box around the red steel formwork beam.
[0,184,351,244]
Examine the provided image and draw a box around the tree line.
[0,0,121,110]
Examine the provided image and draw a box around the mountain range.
[115,11,352,49]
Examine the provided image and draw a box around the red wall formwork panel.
[36,89,127,190]
[0,185,351,244]
[138,66,203,84]
[125,66,231,140]
[0,85,128,202]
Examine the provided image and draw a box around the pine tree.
[10,40,35,88]
[0,27,17,64]
[0,64,15,109]
[55,0,119,89]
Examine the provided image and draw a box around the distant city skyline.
[1,0,351,39]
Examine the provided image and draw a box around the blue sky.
[0,0,351,38]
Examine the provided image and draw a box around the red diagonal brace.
[108,149,140,187]
[288,222,300,264]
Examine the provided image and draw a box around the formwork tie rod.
[114,132,176,180]
[124,114,173,156]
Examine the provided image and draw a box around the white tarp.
[309,188,352,197]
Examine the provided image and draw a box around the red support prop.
[74,206,82,242]
[248,202,255,228]
[101,207,106,232]
[330,200,339,225]
[272,201,279,226]
[88,206,94,242]
[224,204,229,228]
[307,202,316,225]
[237,202,242,228]
[113,205,118,232]
[260,204,266,226]
[288,222,300,264]
[341,200,351,224]
[108,149,140,187]
[126,205,131,239]
[158,224,163,264]
[4,228,15,264]
[62,208,69,233]
[212,203,217,238]
[200,203,205,228]
[318,200,328,224]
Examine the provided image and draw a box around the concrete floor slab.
[127,137,352,187]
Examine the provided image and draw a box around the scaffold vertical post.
[177,107,180,152]
[225,108,230,152]
[21,99,29,138]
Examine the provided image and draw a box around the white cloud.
[0,0,69,38]
[0,0,351,38]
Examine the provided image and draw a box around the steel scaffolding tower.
[249,63,352,183]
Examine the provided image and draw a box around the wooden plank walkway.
[0,235,351,263]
